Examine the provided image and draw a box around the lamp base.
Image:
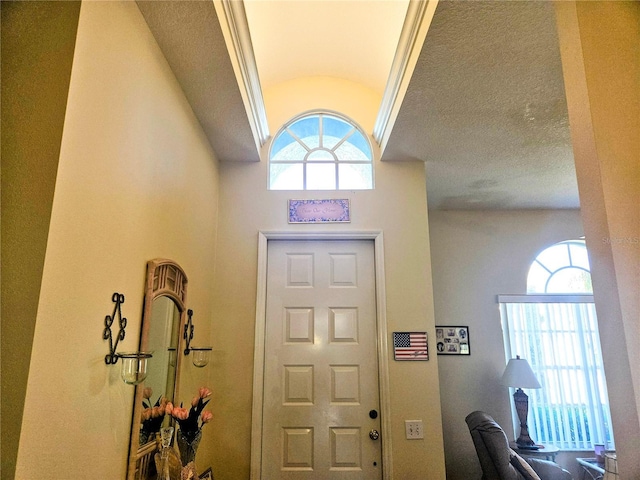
[516,443,540,450]
[513,388,537,447]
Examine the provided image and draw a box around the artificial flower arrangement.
[139,385,213,474]
[140,387,170,444]
[168,387,213,444]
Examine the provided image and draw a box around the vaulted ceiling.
[136,0,580,210]
[244,1,409,96]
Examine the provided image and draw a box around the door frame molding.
[250,231,393,480]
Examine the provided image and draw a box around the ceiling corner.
[136,0,262,162]
[374,0,439,156]
[213,0,269,148]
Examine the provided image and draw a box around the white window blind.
[500,295,614,450]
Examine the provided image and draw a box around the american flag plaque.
[393,332,428,361]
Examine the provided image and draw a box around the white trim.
[373,0,439,153]
[250,231,392,480]
[373,232,393,480]
[214,0,269,148]
[498,294,595,303]
[250,232,268,479]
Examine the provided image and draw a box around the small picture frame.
[392,332,429,361]
[199,467,213,480]
[435,326,470,355]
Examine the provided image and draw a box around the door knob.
[369,429,380,440]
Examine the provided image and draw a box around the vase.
[139,430,150,446]
[176,429,202,467]
[154,427,181,480]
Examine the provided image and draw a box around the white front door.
[261,239,382,479]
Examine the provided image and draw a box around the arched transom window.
[269,112,374,190]
[527,239,593,293]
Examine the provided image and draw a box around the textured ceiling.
[383,0,579,209]
[137,0,580,210]
[136,0,260,162]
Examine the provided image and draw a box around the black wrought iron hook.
[183,308,194,355]
[103,292,127,364]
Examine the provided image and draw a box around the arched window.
[269,111,373,190]
[500,239,614,450]
[527,239,593,293]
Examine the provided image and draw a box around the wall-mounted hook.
[183,308,194,355]
[103,292,127,364]
[183,309,212,366]
[102,292,152,384]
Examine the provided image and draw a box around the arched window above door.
[269,111,374,190]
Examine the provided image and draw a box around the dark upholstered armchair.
[465,411,573,480]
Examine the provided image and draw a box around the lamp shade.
[500,355,541,389]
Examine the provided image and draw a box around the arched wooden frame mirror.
[126,259,188,480]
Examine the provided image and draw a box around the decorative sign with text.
[288,199,351,223]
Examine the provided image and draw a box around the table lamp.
[500,355,541,447]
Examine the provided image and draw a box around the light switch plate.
[405,420,424,439]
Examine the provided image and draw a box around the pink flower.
[191,396,200,408]
[172,407,189,420]
[141,409,152,421]
[198,387,212,399]
[165,402,174,415]
[152,406,164,418]
[142,387,153,399]
[201,411,213,424]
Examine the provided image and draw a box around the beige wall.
[1,2,81,477]
[210,153,446,477]
[429,210,587,479]
[14,3,220,478]
[264,76,382,134]
[555,2,640,477]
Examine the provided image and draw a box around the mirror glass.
[144,296,180,410]
[127,259,188,480]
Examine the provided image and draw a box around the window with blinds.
[499,240,614,450]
